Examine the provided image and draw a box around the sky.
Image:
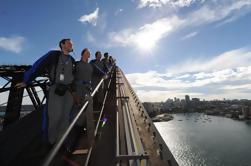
[1,0,251,102]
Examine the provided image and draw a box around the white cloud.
[189,69,239,87]
[137,0,162,8]
[137,0,202,9]
[187,0,251,26]
[127,67,251,101]
[177,74,191,79]
[167,48,251,74]
[115,8,123,15]
[0,36,25,53]
[108,29,133,47]
[181,31,198,40]
[127,67,251,91]
[109,1,251,49]
[79,8,99,26]
[86,32,95,43]
[108,16,184,49]
[127,71,189,89]
[222,84,251,90]
[126,48,251,102]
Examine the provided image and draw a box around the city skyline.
[144,94,251,103]
[1,0,251,102]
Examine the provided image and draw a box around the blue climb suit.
[23,50,76,144]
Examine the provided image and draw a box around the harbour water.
[155,113,251,166]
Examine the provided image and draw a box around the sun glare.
[134,33,156,51]
[134,29,156,51]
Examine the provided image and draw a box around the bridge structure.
[0,64,178,166]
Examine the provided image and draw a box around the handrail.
[116,69,148,166]
[116,99,120,166]
[42,65,115,166]
[84,66,115,166]
[120,69,179,166]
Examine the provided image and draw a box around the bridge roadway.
[0,65,178,166]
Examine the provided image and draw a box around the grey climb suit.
[48,54,75,144]
[73,61,94,143]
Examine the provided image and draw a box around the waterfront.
[155,113,251,166]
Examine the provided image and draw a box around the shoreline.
[152,113,173,122]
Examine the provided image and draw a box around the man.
[16,38,77,146]
[101,52,112,91]
[108,55,115,67]
[102,52,110,71]
[89,51,107,111]
[71,48,94,149]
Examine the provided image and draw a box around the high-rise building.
[184,95,191,111]
[185,95,190,103]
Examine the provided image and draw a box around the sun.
[134,31,156,51]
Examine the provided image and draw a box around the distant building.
[185,95,190,103]
[192,98,200,102]
[144,96,251,116]
[248,107,251,119]
[184,95,191,111]
[242,107,249,119]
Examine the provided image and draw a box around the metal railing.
[116,69,149,166]
[84,66,115,166]
[42,65,115,166]
[120,69,179,166]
